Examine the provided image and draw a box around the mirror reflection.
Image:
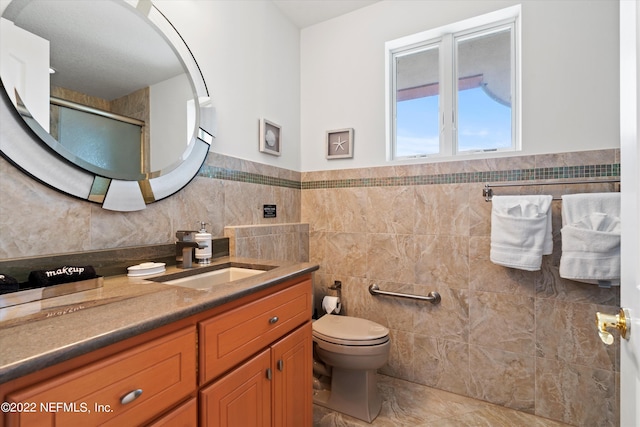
[1,0,196,180]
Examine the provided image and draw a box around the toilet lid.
[312,315,389,342]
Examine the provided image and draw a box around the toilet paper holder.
[329,280,342,296]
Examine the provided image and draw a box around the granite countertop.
[0,257,319,384]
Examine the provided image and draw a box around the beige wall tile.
[367,234,416,283]
[413,335,470,396]
[324,232,368,277]
[415,235,469,290]
[413,284,469,343]
[536,299,618,371]
[536,357,617,426]
[469,291,535,354]
[469,236,536,296]
[366,186,415,234]
[468,345,535,413]
[415,184,469,236]
[326,188,367,233]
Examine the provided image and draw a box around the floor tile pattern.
[313,375,572,427]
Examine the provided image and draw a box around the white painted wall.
[149,73,191,171]
[0,17,50,132]
[301,0,620,171]
[0,0,620,174]
[153,0,302,171]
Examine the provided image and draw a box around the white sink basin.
[161,267,266,290]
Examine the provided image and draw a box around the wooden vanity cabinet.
[1,273,313,427]
[199,278,313,427]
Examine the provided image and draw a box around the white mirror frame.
[0,0,213,211]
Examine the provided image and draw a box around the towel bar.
[483,178,620,201]
[368,284,441,304]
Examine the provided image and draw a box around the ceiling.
[4,0,183,101]
[2,0,381,102]
[272,0,380,28]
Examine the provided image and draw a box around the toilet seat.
[313,331,389,346]
[312,315,389,346]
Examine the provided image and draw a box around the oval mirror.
[0,0,214,211]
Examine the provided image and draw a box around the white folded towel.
[490,195,553,271]
[560,193,621,286]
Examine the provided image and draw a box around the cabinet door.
[272,322,312,427]
[200,349,271,427]
[148,398,197,427]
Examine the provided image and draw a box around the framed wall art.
[326,128,354,159]
[259,118,281,156]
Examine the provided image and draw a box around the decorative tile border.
[199,165,301,189]
[302,163,620,190]
[199,163,620,191]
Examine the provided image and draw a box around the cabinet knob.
[269,316,279,324]
[120,388,143,405]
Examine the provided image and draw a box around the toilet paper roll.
[322,296,341,314]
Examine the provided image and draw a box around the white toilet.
[312,314,390,422]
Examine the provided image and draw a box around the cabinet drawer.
[199,279,311,384]
[6,327,196,427]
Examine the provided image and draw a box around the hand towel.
[560,193,621,285]
[27,265,98,288]
[490,195,553,271]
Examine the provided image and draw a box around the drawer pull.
[277,359,284,371]
[120,388,143,405]
[269,316,279,324]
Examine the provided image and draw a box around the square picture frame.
[326,128,354,159]
[259,118,281,156]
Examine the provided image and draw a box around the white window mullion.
[440,34,454,156]
[511,19,521,151]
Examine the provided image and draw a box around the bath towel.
[560,193,620,286]
[490,195,553,271]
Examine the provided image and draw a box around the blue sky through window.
[457,86,511,151]
[396,95,439,157]
[396,86,511,157]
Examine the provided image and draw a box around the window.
[386,6,520,160]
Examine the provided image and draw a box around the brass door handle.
[596,308,630,345]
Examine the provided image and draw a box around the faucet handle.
[176,230,197,241]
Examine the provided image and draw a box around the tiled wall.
[225,223,309,263]
[301,149,620,427]
[0,143,621,426]
[0,152,301,259]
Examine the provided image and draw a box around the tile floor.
[313,375,572,427]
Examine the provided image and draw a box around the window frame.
[385,5,521,161]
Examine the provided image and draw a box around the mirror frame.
[0,0,213,211]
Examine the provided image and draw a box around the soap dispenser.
[195,222,212,264]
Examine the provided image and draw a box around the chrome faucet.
[175,230,208,268]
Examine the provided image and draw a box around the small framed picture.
[326,128,354,159]
[259,119,281,156]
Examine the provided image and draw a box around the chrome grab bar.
[368,284,441,305]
